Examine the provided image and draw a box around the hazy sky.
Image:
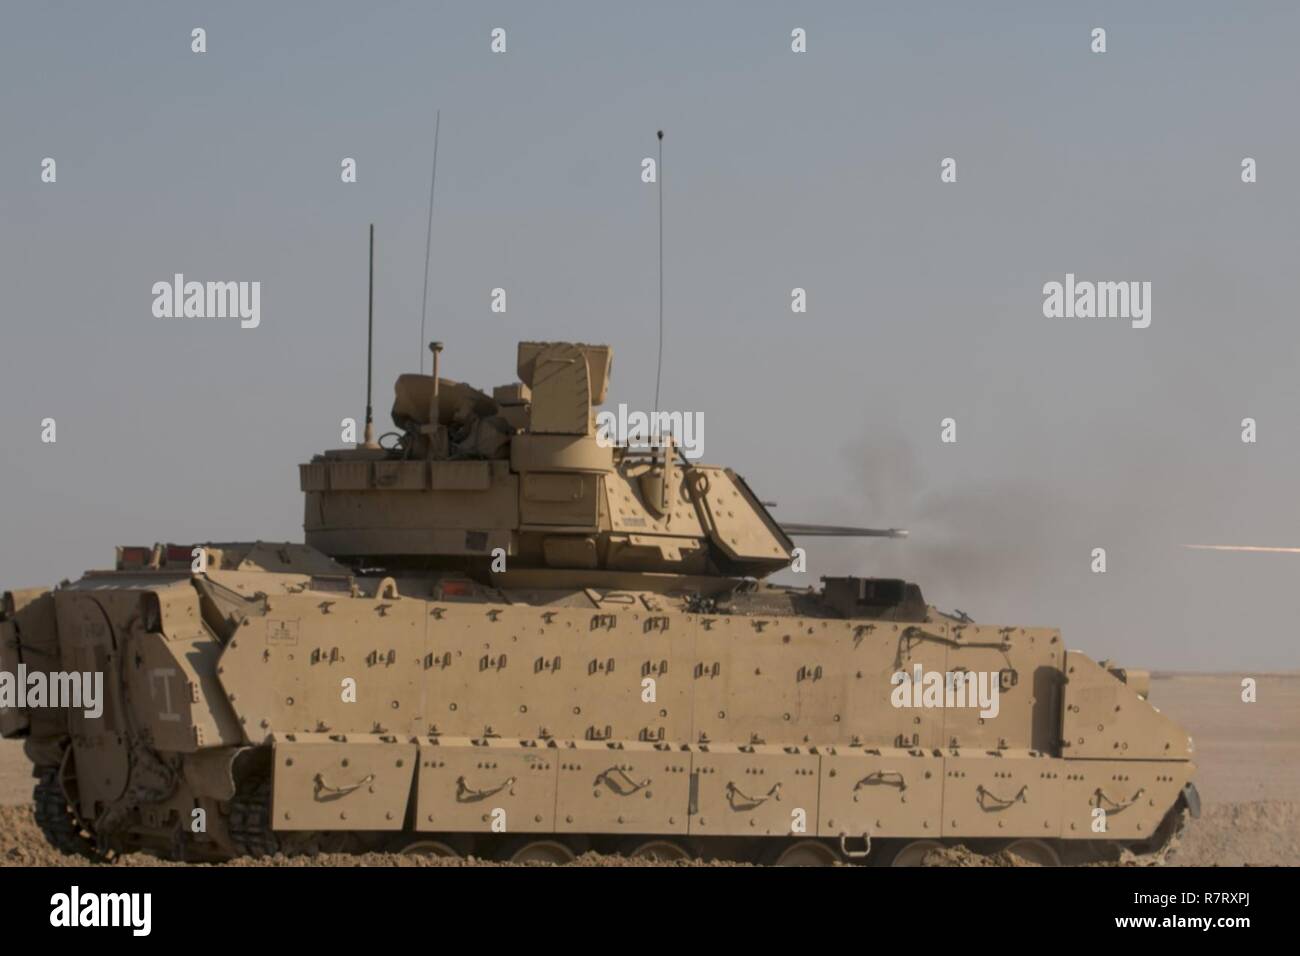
[2,2,1298,670]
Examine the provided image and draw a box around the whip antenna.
[419,109,441,373]
[654,129,664,414]
[363,223,379,448]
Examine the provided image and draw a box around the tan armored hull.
[2,554,1195,865]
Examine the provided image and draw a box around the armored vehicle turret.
[302,341,902,585]
[1,340,1198,865]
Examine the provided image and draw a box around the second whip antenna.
[419,109,441,373]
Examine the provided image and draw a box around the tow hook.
[840,833,872,859]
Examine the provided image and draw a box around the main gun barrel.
[779,523,908,538]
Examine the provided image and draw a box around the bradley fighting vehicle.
[1,340,1198,865]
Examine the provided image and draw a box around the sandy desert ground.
[0,673,1296,866]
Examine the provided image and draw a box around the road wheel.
[507,839,577,865]
[769,839,839,866]
[395,837,468,859]
[1003,839,1061,867]
[889,839,945,867]
[625,838,691,862]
